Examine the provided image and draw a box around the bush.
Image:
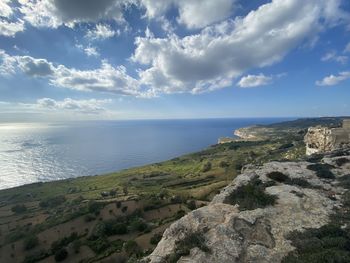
[24,235,39,250]
[226,177,277,210]
[116,201,122,208]
[39,195,66,208]
[267,171,289,183]
[54,248,68,262]
[166,232,210,263]
[219,161,229,168]
[84,213,96,222]
[187,200,197,210]
[279,143,294,150]
[287,178,312,188]
[335,158,350,167]
[282,224,350,263]
[124,240,141,256]
[307,164,335,179]
[121,206,128,213]
[130,218,148,232]
[87,237,110,253]
[150,233,162,245]
[88,201,103,215]
[201,162,212,173]
[11,204,27,214]
[51,232,78,253]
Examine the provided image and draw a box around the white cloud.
[85,24,118,40]
[0,19,25,37]
[16,56,54,76]
[140,0,236,29]
[344,43,350,53]
[0,0,13,18]
[133,0,348,95]
[238,74,272,88]
[0,49,142,96]
[18,0,133,28]
[76,44,100,57]
[316,71,350,86]
[321,51,348,64]
[36,97,111,113]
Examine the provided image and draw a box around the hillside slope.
[146,148,350,263]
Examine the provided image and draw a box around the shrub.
[166,232,210,263]
[39,195,66,208]
[24,235,39,250]
[11,204,27,214]
[187,200,197,210]
[150,233,162,245]
[130,218,148,232]
[267,171,289,183]
[124,240,141,256]
[219,161,229,168]
[307,164,335,179]
[226,177,277,210]
[175,210,186,219]
[54,248,68,262]
[51,232,78,253]
[279,143,294,150]
[201,162,212,173]
[87,237,110,253]
[121,206,128,213]
[335,158,350,167]
[88,201,103,215]
[84,213,96,222]
[282,224,350,263]
[116,201,122,208]
[287,178,312,188]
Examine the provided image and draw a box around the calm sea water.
[0,118,292,190]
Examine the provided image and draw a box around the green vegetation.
[2,118,336,262]
[11,204,27,214]
[226,177,277,210]
[23,235,39,250]
[54,248,68,262]
[39,195,66,208]
[166,232,210,263]
[307,164,335,179]
[267,171,289,183]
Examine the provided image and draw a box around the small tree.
[24,235,39,250]
[201,162,212,173]
[11,204,27,214]
[54,248,68,262]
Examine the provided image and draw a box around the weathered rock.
[304,119,350,155]
[145,151,350,263]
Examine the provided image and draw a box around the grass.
[225,177,277,210]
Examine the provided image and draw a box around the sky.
[0,0,350,121]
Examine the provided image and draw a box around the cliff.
[305,120,350,155]
[144,148,350,263]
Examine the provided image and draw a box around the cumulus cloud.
[0,49,142,96]
[0,0,13,18]
[140,0,236,29]
[316,71,350,86]
[36,97,111,113]
[16,56,54,76]
[133,0,348,94]
[18,0,133,28]
[238,74,272,88]
[0,20,25,37]
[321,51,348,64]
[85,24,118,40]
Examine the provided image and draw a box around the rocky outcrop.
[305,119,350,155]
[145,151,350,263]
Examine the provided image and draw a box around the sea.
[0,118,293,190]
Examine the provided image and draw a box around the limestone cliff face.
[144,150,350,263]
[304,120,350,155]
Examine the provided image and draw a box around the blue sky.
[0,0,350,121]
